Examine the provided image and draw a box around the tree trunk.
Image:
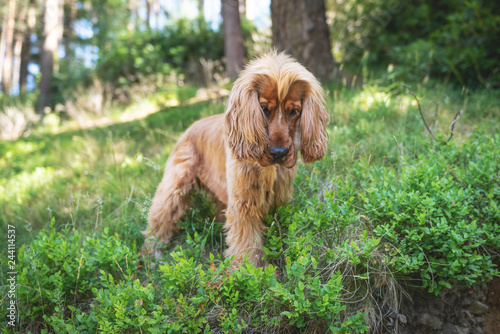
[11,38,23,94]
[146,0,151,30]
[38,0,62,116]
[270,0,336,82]
[12,1,28,94]
[55,0,64,72]
[20,0,36,92]
[127,0,137,32]
[0,7,8,88]
[1,0,17,94]
[221,0,244,79]
[64,0,76,61]
[145,0,160,30]
[198,0,204,18]
[153,0,160,29]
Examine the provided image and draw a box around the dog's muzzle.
[269,146,289,162]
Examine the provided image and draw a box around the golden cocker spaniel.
[142,52,329,267]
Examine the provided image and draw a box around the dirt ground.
[483,277,500,334]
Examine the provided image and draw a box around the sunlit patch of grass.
[352,88,392,112]
[0,99,224,244]
[0,167,61,205]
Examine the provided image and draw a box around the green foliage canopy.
[329,0,500,87]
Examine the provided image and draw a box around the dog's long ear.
[224,75,267,160]
[300,80,329,163]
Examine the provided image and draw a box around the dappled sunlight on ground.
[54,97,175,133]
[0,95,225,239]
[352,89,392,111]
[0,166,62,205]
[42,86,229,137]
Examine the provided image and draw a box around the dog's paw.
[140,238,166,260]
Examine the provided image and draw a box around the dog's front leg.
[224,161,271,267]
[224,202,268,267]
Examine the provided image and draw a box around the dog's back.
[180,114,228,203]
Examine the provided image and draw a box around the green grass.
[1,81,499,333]
[0,98,224,244]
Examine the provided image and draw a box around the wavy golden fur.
[142,52,329,266]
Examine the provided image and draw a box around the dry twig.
[74,254,84,304]
[403,84,437,141]
[403,84,463,144]
[273,213,284,255]
[446,110,463,143]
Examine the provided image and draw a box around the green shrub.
[159,251,276,331]
[329,0,500,86]
[267,130,499,298]
[272,256,368,332]
[154,248,369,332]
[91,273,168,333]
[97,19,223,86]
[45,273,169,334]
[365,132,500,294]
[12,220,140,330]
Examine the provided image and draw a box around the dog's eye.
[261,105,270,116]
[290,108,300,117]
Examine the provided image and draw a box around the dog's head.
[225,52,329,168]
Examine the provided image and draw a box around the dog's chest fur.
[225,157,287,211]
[253,164,277,204]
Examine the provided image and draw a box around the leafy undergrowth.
[1,82,499,333]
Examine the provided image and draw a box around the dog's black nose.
[269,146,289,160]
